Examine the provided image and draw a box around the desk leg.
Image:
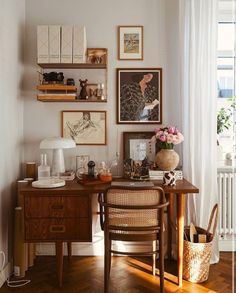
[67,242,72,261]
[177,193,185,287]
[167,193,175,260]
[55,241,63,287]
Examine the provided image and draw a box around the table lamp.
[40,137,76,176]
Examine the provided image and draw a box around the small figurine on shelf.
[79,79,88,99]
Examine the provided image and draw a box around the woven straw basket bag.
[183,204,218,283]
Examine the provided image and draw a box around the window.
[217,22,235,99]
[217,21,236,153]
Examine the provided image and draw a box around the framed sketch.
[118,26,143,60]
[62,110,107,145]
[76,155,90,173]
[117,68,162,124]
[123,132,159,163]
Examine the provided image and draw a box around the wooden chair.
[99,186,169,293]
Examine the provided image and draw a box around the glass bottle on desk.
[38,154,50,180]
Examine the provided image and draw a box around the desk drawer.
[25,196,89,218]
[25,218,90,241]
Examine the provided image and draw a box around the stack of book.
[59,170,75,181]
[149,170,183,180]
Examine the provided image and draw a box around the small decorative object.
[66,78,75,86]
[99,161,112,182]
[87,48,107,64]
[163,171,176,186]
[118,26,143,60]
[79,79,88,99]
[123,157,149,180]
[42,71,64,84]
[38,153,50,180]
[62,110,107,145]
[25,162,37,180]
[117,68,162,124]
[151,126,184,171]
[87,161,95,178]
[32,178,66,189]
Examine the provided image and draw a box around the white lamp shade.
[39,137,76,176]
[40,137,76,149]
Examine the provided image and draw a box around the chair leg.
[104,236,110,293]
[152,240,156,276]
[108,239,111,275]
[159,226,164,293]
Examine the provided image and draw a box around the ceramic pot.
[155,149,179,171]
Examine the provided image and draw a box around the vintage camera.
[42,72,64,84]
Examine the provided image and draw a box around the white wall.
[0,0,25,266]
[24,0,170,173]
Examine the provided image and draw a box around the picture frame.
[62,110,107,145]
[123,132,158,163]
[117,68,162,124]
[76,155,90,173]
[87,48,107,64]
[118,26,143,60]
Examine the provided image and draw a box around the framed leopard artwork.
[117,68,162,124]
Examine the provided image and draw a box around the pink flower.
[159,134,166,142]
[166,134,174,144]
[154,127,160,133]
[168,127,175,134]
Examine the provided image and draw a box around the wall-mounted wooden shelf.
[37,63,107,69]
[37,96,107,102]
[37,84,77,91]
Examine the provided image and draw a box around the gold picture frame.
[118,26,143,60]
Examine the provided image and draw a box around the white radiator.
[217,170,236,251]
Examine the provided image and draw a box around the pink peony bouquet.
[151,126,184,149]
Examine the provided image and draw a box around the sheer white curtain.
[179,0,219,263]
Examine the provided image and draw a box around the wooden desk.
[18,179,198,287]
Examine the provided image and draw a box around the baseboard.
[0,262,11,288]
[36,233,104,256]
[219,238,236,251]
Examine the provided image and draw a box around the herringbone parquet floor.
[1,252,234,293]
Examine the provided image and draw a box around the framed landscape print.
[117,68,162,124]
[118,26,143,60]
[62,110,107,145]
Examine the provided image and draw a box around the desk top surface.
[18,178,199,195]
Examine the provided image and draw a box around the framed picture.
[118,26,143,60]
[62,110,107,145]
[123,132,158,163]
[87,48,107,64]
[76,155,90,172]
[117,68,162,124]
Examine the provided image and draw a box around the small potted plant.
[151,126,184,171]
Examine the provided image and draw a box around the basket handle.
[206,203,218,238]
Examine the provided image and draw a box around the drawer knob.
[49,225,65,233]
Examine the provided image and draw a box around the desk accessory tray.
[32,179,66,188]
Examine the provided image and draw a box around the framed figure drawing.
[118,26,143,60]
[117,68,162,124]
[62,110,107,145]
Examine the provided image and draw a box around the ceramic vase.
[155,149,179,171]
